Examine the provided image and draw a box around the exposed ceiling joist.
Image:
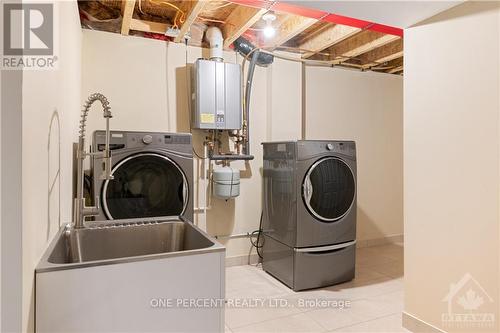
[223,6,267,49]
[130,18,168,34]
[120,0,136,35]
[174,1,207,43]
[80,0,405,75]
[299,24,360,58]
[266,15,317,49]
[388,65,403,74]
[371,57,403,73]
[358,39,403,69]
[328,31,400,64]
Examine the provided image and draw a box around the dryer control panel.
[297,140,356,159]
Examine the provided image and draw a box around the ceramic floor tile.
[365,290,404,313]
[367,245,404,261]
[226,267,291,299]
[369,260,404,279]
[250,265,296,295]
[225,305,302,330]
[348,296,401,321]
[331,313,410,332]
[353,266,388,283]
[356,252,398,268]
[231,313,325,333]
[302,290,403,332]
[225,244,405,333]
[320,277,403,301]
[226,265,263,292]
[303,305,366,331]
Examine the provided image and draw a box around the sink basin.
[47,218,215,265]
[36,217,225,332]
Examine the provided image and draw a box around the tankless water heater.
[191,59,242,130]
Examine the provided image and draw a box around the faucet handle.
[100,156,114,180]
[82,196,100,217]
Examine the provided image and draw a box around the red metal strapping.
[227,0,404,37]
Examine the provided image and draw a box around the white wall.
[81,29,403,261]
[404,2,499,331]
[21,1,82,331]
[306,67,404,244]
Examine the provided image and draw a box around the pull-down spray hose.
[79,93,111,139]
[233,36,274,157]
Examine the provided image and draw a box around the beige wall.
[81,29,403,260]
[404,2,500,331]
[81,30,272,258]
[21,1,81,331]
[306,67,404,243]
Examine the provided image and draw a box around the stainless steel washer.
[262,140,356,291]
[91,131,193,221]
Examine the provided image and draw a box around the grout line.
[227,308,303,330]
[324,312,403,332]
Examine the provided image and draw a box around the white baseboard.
[225,253,261,267]
[356,234,404,248]
[403,311,447,333]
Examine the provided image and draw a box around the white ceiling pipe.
[205,26,224,61]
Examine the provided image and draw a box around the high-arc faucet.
[73,93,113,229]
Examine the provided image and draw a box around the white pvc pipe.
[205,26,224,61]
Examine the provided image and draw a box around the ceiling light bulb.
[262,12,277,39]
[263,25,275,38]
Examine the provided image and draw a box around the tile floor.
[224,243,408,333]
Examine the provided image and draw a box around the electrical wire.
[250,211,264,259]
[206,2,233,11]
[139,0,186,28]
[197,17,226,24]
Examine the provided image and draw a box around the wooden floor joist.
[130,18,168,34]
[299,24,361,59]
[388,65,403,74]
[266,15,317,49]
[371,57,403,73]
[174,1,207,43]
[223,6,267,48]
[327,30,400,64]
[120,0,136,35]
[81,0,405,75]
[358,39,403,69]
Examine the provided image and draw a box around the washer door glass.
[103,153,187,219]
[303,157,355,222]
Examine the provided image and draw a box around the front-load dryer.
[262,140,356,291]
[91,131,193,222]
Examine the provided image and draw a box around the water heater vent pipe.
[205,26,224,62]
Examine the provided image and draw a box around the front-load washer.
[91,130,193,222]
[262,140,356,291]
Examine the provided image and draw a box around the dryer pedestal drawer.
[293,242,355,291]
[263,235,355,291]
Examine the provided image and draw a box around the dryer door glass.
[303,157,355,222]
[102,153,188,219]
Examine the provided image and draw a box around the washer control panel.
[93,131,192,154]
[142,135,153,145]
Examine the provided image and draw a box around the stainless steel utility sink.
[37,217,224,271]
[36,217,225,332]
